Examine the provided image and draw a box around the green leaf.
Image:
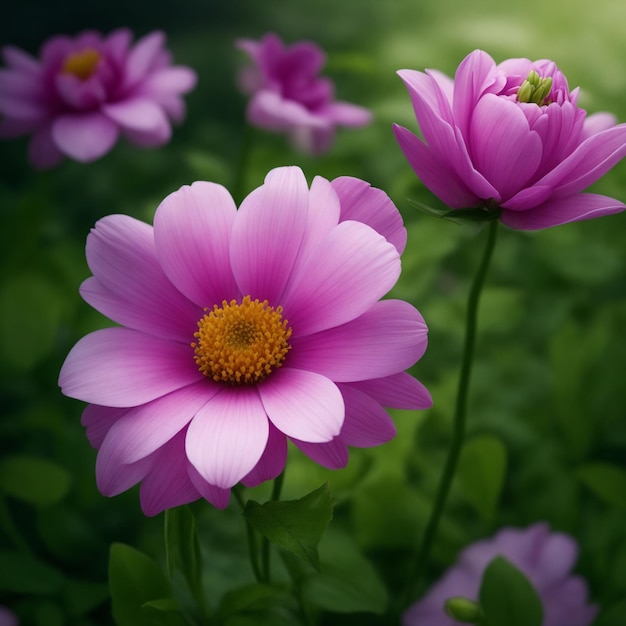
[164,505,202,588]
[64,579,110,616]
[141,598,189,626]
[577,463,626,509]
[457,435,507,521]
[0,551,64,594]
[108,543,174,626]
[219,583,289,617]
[0,455,71,507]
[479,556,543,626]
[243,483,333,572]
[301,529,387,614]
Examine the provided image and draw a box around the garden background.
[1,0,625,624]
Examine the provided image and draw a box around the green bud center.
[516,70,553,105]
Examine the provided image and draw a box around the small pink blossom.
[58,166,431,515]
[236,33,372,155]
[394,49,626,230]
[0,29,197,168]
[0,606,18,626]
[403,523,598,626]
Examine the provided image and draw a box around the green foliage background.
[1,0,625,624]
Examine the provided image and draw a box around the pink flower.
[0,29,197,168]
[58,166,431,515]
[393,49,626,230]
[0,607,18,626]
[236,33,372,155]
[403,523,598,626]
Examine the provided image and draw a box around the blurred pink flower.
[236,33,372,154]
[0,29,196,168]
[0,607,18,626]
[403,523,598,626]
[58,166,431,515]
[394,49,626,230]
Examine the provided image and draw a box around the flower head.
[403,523,598,626]
[235,33,372,155]
[58,166,431,515]
[0,29,197,168]
[0,607,18,626]
[394,49,626,229]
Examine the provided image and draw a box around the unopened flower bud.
[444,596,484,623]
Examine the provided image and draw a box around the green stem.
[261,471,285,583]
[402,219,499,608]
[234,488,263,583]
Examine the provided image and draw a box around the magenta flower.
[0,29,196,168]
[394,49,626,230]
[0,607,18,626]
[58,166,431,515]
[403,523,598,626]
[235,33,372,155]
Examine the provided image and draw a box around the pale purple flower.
[394,49,626,230]
[235,33,372,155]
[403,523,598,626]
[0,29,197,168]
[0,606,18,626]
[58,166,431,515]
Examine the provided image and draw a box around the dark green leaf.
[108,543,173,626]
[243,483,333,571]
[577,463,626,509]
[219,583,289,617]
[479,556,543,626]
[0,455,71,507]
[0,551,64,594]
[164,506,202,589]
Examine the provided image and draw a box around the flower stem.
[402,218,499,608]
[233,487,263,582]
[261,470,285,582]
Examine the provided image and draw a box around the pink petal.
[280,220,401,336]
[320,101,372,127]
[59,327,201,407]
[185,387,269,488]
[241,422,288,487]
[95,449,153,497]
[288,299,428,382]
[0,68,43,98]
[501,192,626,230]
[139,430,201,516]
[331,176,407,255]
[82,214,201,342]
[230,166,309,304]
[469,94,543,201]
[104,28,133,66]
[95,381,216,466]
[393,124,480,209]
[51,111,119,162]
[187,465,231,509]
[348,372,432,410]
[258,368,344,443]
[581,111,616,139]
[0,93,48,122]
[137,66,197,97]
[3,45,41,75]
[81,404,128,449]
[28,126,64,169]
[289,124,335,155]
[153,181,239,307]
[122,31,166,90]
[337,384,396,447]
[291,437,348,470]
[102,97,170,133]
[246,90,324,130]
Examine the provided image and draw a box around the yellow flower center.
[62,49,102,81]
[192,296,292,385]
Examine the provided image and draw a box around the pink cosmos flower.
[235,33,372,155]
[58,166,431,515]
[394,49,626,230]
[0,29,197,168]
[403,523,598,626]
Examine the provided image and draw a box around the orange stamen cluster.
[62,49,102,80]
[192,296,292,385]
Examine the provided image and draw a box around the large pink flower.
[393,49,626,230]
[58,166,431,515]
[0,29,196,168]
[236,33,372,155]
[403,523,598,626]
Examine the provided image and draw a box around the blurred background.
[1,0,625,624]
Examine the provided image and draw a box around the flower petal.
[59,327,201,407]
[153,181,239,307]
[81,404,128,449]
[186,387,269,488]
[291,437,348,470]
[258,368,344,443]
[187,466,231,509]
[347,371,432,410]
[95,449,153,497]
[501,193,626,230]
[281,220,401,336]
[122,30,166,89]
[320,101,372,127]
[331,176,407,255]
[52,111,119,162]
[337,384,397,447]
[289,299,428,381]
[246,90,324,130]
[102,97,170,133]
[241,422,287,487]
[230,166,309,303]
